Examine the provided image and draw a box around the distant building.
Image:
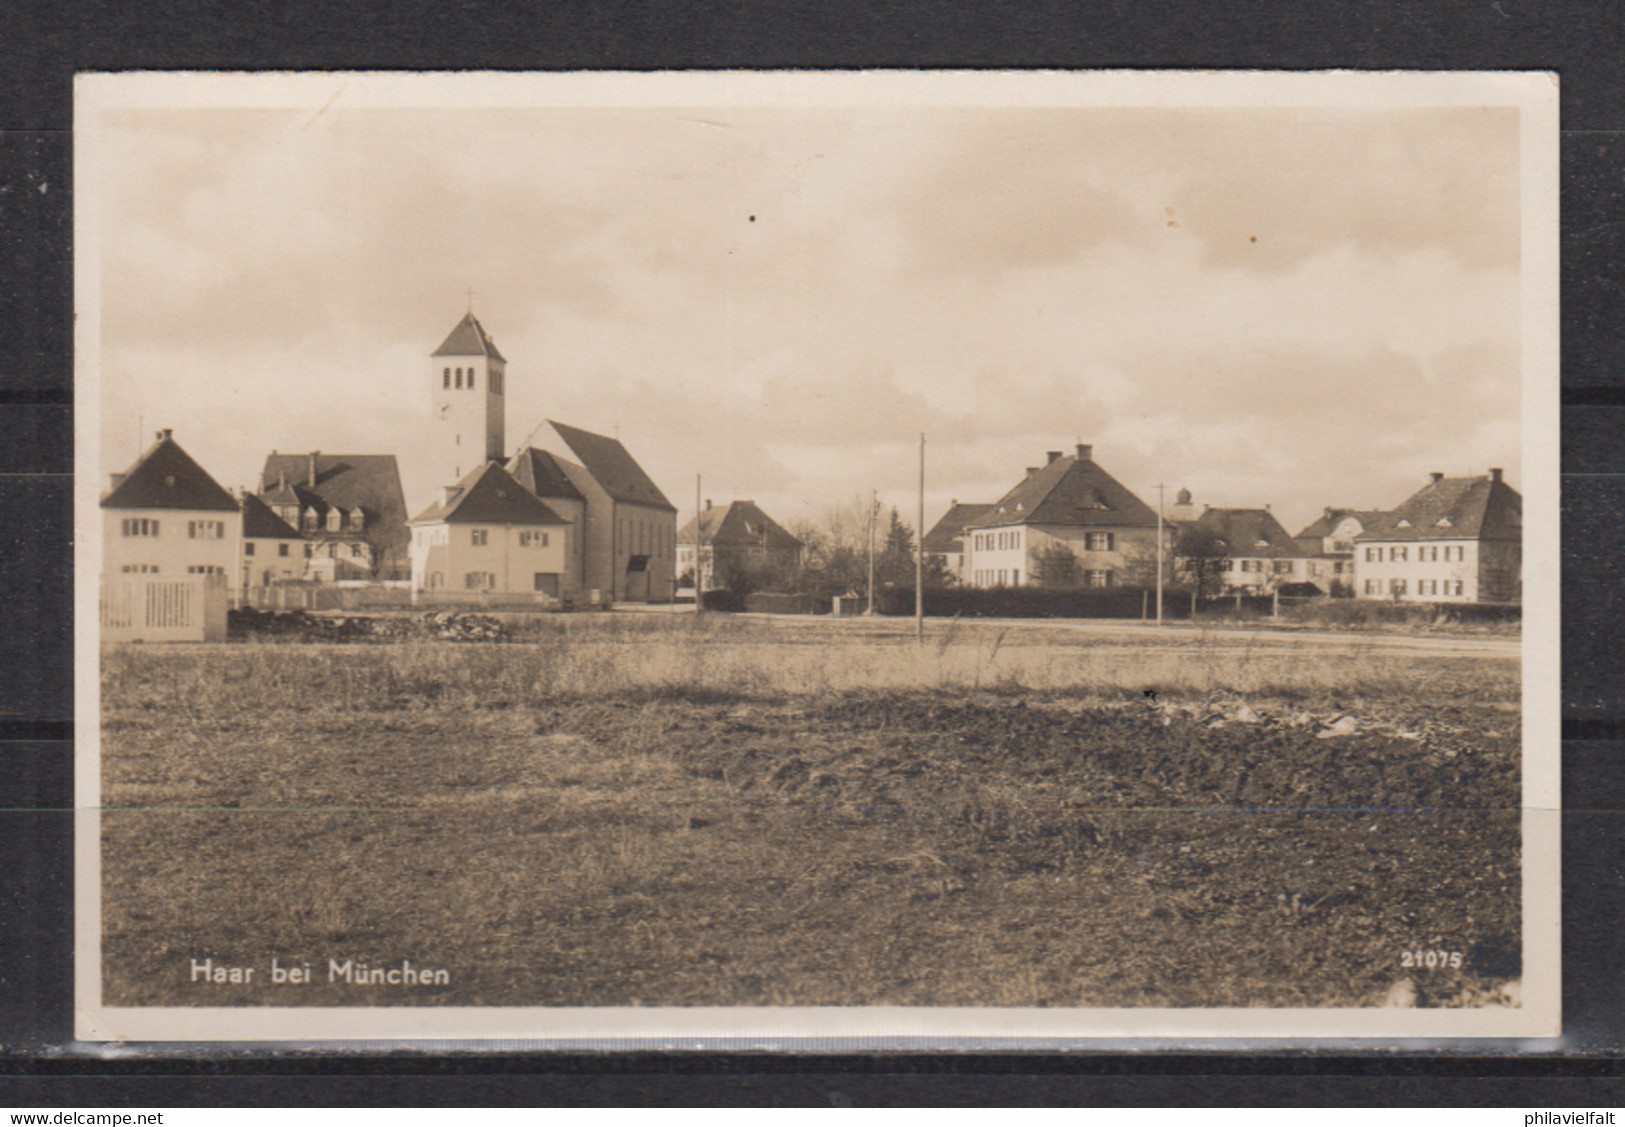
[102,429,242,601]
[1292,507,1381,596]
[239,492,307,592]
[429,312,508,490]
[921,501,996,584]
[260,451,410,581]
[677,499,803,591]
[408,462,571,600]
[511,420,677,604]
[1183,507,1321,594]
[1161,486,1200,526]
[1353,470,1522,603]
[961,444,1165,588]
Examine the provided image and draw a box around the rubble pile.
[229,608,508,643]
[1133,689,1497,758]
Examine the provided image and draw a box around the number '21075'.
[1400,949,1463,970]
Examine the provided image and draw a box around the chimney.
[442,485,461,506]
[705,499,713,511]
[1490,467,1503,483]
[1324,506,1334,519]
[277,470,287,492]
[157,428,172,442]
[1264,503,1271,511]
[1430,472,1444,484]
[308,451,320,487]
[1026,466,1040,477]
[1075,443,1092,462]
[1046,450,1062,464]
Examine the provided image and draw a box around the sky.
[89,91,1526,537]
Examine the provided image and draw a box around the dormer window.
[1397,519,1412,528]
[1436,517,1452,528]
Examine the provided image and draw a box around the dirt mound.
[228,608,507,643]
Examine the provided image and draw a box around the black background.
[4,0,1625,1106]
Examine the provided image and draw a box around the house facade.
[102,429,243,601]
[921,501,995,585]
[260,451,410,580]
[962,444,1165,588]
[676,499,803,591]
[1182,507,1321,594]
[239,492,307,591]
[1353,470,1522,603]
[408,462,571,600]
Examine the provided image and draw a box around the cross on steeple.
[465,286,476,314]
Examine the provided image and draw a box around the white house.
[409,461,571,602]
[239,492,307,592]
[102,429,243,602]
[1353,470,1522,603]
[962,444,1166,588]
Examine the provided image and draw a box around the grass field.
[100,615,1522,1010]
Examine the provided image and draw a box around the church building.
[423,310,677,605]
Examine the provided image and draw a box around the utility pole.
[1156,482,1165,626]
[694,474,703,615]
[916,433,925,643]
[866,490,877,616]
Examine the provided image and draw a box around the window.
[1419,579,1436,595]
[464,571,495,590]
[1219,559,1234,572]
[1390,546,1407,562]
[1365,579,1380,595]
[534,572,559,596]
[1012,568,1020,585]
[519,530,551,548]
[1446,579,1464,596]
[1274,559,1293,574]
[443,367,451,388]
[327,510,342,531]
[188,520,224,540]
[244,542,256,557]
[351,544,365,558]
[120,564,157,574]
[471,529,488,547]
[1085,570,1111,588]
[1365,547,1379,562]
[1446,545,1465,562]
[121,518,160,537]
[1085,532,1114,551]
[278,543,290,558]
[187,565,224,576]
[455,368,463,388]
[304,544,314,558]
[1389,579,1407,596]
[468,368,476,390]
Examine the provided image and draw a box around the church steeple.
[429,311,507,491]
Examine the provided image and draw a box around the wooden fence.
[100,574,228,643]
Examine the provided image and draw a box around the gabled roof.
[964,450,1159,530]
[260,452,410,556]
[241,492,303,540]
[1191,508,1308,559]
[101,431,238,512]
[508,447,585,501]
[1356,474,1521,542]
[677,500,803,551]
[431,312,507,362]
[547,420,676,511]
[1293,507,1385,541]
[410,462,568,526]
[922,502,996,554]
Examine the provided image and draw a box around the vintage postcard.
[74,70,1559,1043]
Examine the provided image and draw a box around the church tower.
[429,311,507,488]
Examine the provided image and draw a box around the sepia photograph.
[74,70,1559,1042]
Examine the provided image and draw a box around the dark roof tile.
[431,313,507,363]
[101,433,238,512]
[677,500,802,551]
[1355,475,1521,541]
[508,447,585,501]
[411,462,568,525]
[548,420,675,511]
[922,502,996,554]
[964,452,1158,530]
[241,492,303,539]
